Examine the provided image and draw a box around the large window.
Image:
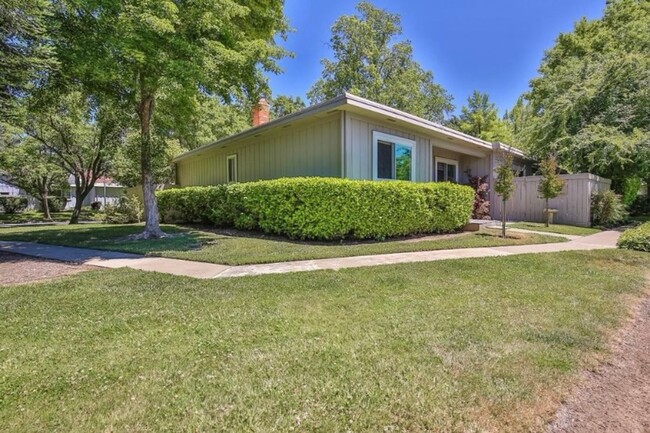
[226,154,238,183]
[372,132,416,181]
[435,157,458,182]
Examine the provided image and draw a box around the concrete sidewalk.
[0,230,621,280]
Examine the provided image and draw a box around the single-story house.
[0,176,24,197]
[173,93,529,214]
[66,176,125,209]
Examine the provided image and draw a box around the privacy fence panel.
[491,174,611,227]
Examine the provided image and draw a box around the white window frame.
[434,157,459,182]
[372,131,416,181]
[226,154,238,183]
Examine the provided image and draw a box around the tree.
[0,0,55,118]
[53,0,289,238]
[494,152,516,238]
[22,91,124,224]
[448,91,512,143]
[270,95,306,119]
[0,124,68,220]
[537,155,565,227]
[524,0,650,199]
[308,1,453,123]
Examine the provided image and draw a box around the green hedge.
[158,177,474,240]
[617,221,650,252]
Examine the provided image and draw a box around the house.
[173,94,528,214]
[0,176,24,197]
[66,176,125,210]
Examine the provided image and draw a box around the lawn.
[0,223,566,265]
[0,210,102,224]
[508,222,601,236]
[1,249,649,432]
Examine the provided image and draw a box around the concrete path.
[0,230,620,280]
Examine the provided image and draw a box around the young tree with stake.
[537,155,565,227]
[494,152,516,238]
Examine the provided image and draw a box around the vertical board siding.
[345,113,432,181]
[491,174,611,227]
[176,114,341,185]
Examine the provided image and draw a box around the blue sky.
[268,0,605,116]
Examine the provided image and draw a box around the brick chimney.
[252,97,270,127]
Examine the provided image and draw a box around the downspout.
[340,110,346,179]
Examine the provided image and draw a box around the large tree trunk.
[69,175,94,224]
[41,192,51,221]
[38,176,52,221]
[138,91,164,239]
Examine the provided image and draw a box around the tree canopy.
[308,1,453,123]
[449,91,513,143]
[524,0,650,191]
[52,0,290,237]
[270,95,306,119]
[0,0,56,118]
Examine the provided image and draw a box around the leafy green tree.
[449,91,512,143]
[308,1,453,123]
[537,155,565,226]
[22,91,124,224]
[0,124,68,220]
[156,95,251,151]
[0,0,55,118]
[494,152,516,238]
[54,0,289,238]
[270,95,306,119]
[525,0,650,198]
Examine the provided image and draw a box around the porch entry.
[434,156,459,182]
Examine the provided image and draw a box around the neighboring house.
[173,93,529,213]
[0,177,24,197]
[66,176,125,209]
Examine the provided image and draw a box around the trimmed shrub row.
[157,177,474,240]
[617,221,650,252]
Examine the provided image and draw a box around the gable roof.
[173,93,525,162]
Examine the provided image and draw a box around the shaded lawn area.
[0,223,566,265]
[508,222,601,236]
[1,250,649,432]
[0,210,102,224]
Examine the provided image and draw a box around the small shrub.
[157,178,474,240]
[45,197,68,213]
[104,195,143,224]
[617,221,650,252]
[90,201,102,211]
[468,175,490,219]
[620,177,642,206]
[591,190,627,227]
[628,195,650,216]
[0,196,28,214]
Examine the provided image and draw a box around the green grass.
[0,210,102,224]
[0,223,566,265]
[1,249,648,432]
[508,222,601,236]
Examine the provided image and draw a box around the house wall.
[344,113,492,183]
[344,112,432,181]
[66,186,124,209]
[491,173,611,227]
[0,180,22,196]
[176,113,342,186]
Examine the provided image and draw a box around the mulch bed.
[0,252,96,285]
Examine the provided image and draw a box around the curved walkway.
[0,230,620,279]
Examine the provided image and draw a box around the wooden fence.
[490,173,611,227]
